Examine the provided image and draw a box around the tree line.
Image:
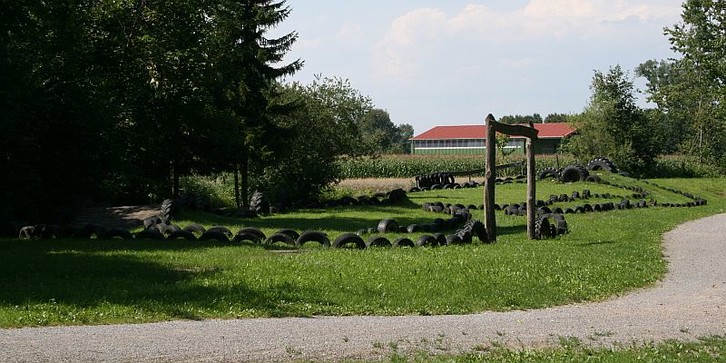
[0,1,411,226]
[502,1,726,176]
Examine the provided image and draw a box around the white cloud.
[372,1,682,80]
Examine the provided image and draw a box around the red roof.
[411,123,576,140]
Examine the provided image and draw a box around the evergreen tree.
[206,0,302,207]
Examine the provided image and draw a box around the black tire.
[160,199,174,224]
[406,224,421,233]
[377,219,399,233]
[538,167,560,180]
[534,216,552,240]
[469,220,487,242]
[250,191,270,216]
[234,232,262,243]
[158,224,182,237]
[183,224,206,237]
[82,224,107,239]
[103,228,134,240]
[387,189,407,203]
[586,175,602,183]
[207,226,233,238]
[237,227,266,243]
[560,164,589,183]
[274,228,300,241]
[265,232,295,246]
[135,228,165,240]
[392,237,415,248]
[416,235,437,247]
[295,231,330,248]
[433,233,447,246]
[587,157,618,173]
[18,226,35,240]
[199,230,230,242]
[455,230,472,244]
[367,236,392,248]
[551,214,568,235]
[167,230,197,241]
[332,233,366,249]
[445,234,462,245]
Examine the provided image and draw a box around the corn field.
[337,154,579,179]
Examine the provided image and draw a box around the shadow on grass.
[0,240,333,323]
[178,200,458,235]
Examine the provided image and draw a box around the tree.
[395,123,415,154]
[635,60,690,154]
[564,66,657,174]
[499,114,542,125]
[658,0,726,165]
[358,109,414,154]
[206,0,302,208]
[544,113,573,123]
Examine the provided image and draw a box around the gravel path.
[2,214,725,362]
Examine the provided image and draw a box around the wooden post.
[484,114,497,242]
[526,137,536,239]
[483,115,539,242]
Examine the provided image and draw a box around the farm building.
[410,123,576,155]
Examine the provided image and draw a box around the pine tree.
[207,0,303,208]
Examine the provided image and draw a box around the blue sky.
[276,1,684,134]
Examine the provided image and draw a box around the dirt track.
[1,214,724,362]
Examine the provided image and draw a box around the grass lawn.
[367,335,726,362]
[0,174,724,328]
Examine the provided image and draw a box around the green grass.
[366,336,726,362]
[0,175,724,328]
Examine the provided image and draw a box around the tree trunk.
[234,162,240,209]
[240,148,250,208]
[172,159,180,198]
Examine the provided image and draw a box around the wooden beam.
[487,119,539,140]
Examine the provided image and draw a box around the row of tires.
[538,157,620,183]
[332,221,488,249]
[415,173,457,189]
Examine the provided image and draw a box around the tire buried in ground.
[367,236,392,248]
[333,233,366,249]
[296,231,330,248]
[392,237,415,248]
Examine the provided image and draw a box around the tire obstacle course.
[14,148,708,247]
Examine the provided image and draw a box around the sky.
[274,0,685,135]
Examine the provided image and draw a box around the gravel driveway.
[2,214,725,362]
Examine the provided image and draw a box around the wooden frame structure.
[483,114,539,241]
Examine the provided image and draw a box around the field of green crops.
[337,154,577,179]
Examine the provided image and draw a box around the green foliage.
[544,113,574,123]
[636,0,726,168]
[650,155,726,178]
[336,155,578,179]
[564,66,658,175]
[359,109,414,154]
[499,114,543,125]
[0,0,307,222]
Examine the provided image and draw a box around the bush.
[647,155,725,178]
